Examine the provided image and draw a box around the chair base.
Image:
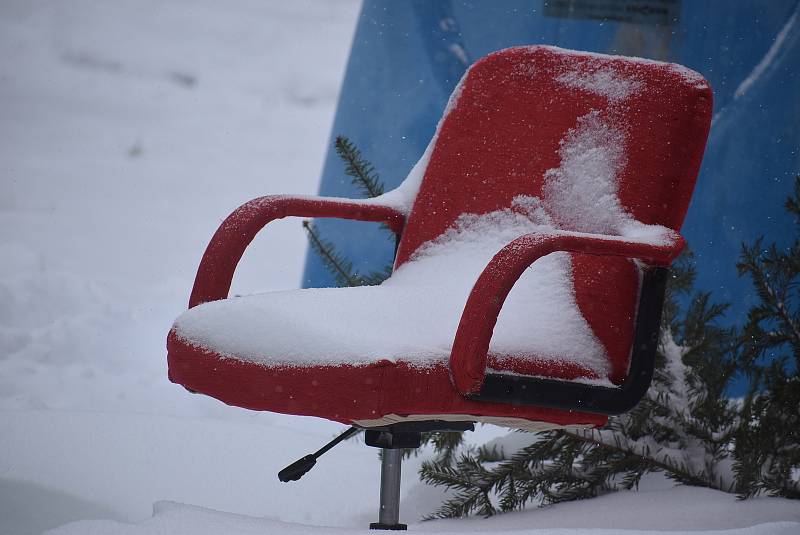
[365,421,471,530]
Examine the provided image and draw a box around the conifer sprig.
[335,135,384,198]
[303,220,363,287]
[732,174,800,499]
[302,220,390,287]
[303,136,393,287]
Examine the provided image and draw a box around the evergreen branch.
[738,237,800,370]
[335,135,384,198]
[566,428,724,491]
[773,295,800,352]
[740,243,800,351]
[302,220,363,287]
[304,136,394,289]
[421,455,497,518]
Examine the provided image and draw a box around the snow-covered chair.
[168,46,711,529]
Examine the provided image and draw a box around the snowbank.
[45,494,800,534]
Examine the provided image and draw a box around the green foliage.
[335,135,384,198]
[732,174,800,499]
[303,136,393,287]
[302,220,391,287]
[734,366,800,499]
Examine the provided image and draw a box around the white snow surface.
[538,44,708,90]
[1,2,797,534]
[44,502,800,535]
[555,68,643,101]
[542,110,631,235]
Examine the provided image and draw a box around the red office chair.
[168,46,712,529]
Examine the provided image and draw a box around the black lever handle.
[278,454,317,482]
[278,426,361,482]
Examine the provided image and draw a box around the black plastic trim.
[468,267,668,415]
[363,420,474,449]
[370,522,407,530]
[360,420,475,434]
[364,430,422,449]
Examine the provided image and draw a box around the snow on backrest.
[391,46,711,383]
[394,45,712,267]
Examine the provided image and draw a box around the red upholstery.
[167,46,712,429]
[169,335,607,428]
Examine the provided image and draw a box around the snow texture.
[541,110,631,234]
[547,63,676,243]
[540,44,708,89]
[44,491,800,535]
[556,68,643,101]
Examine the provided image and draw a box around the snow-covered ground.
[0,1,797,534]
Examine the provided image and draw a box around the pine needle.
[302,220,391,287]
[302,220,363,287]
[335,135,384,198]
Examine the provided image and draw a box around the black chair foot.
[370,522,407,530]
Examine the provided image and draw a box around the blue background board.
[303,1,799,384]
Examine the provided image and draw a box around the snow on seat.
[173,202,608,374]
[167,45,712,430]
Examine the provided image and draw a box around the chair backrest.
[394,46,712,382]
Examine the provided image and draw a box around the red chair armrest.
[189,195,405,308]
[449,229,684,395]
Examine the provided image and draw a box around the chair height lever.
[278,426,361,482]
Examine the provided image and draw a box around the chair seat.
[168,203,615,429]
[172,203,610,376]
